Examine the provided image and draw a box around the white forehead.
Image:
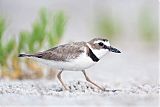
[94,40,110,46]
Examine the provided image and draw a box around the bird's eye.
[98,42,104,46]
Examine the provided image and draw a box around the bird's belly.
[64,54,96,70]
[32,53,96,71]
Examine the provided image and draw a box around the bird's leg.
[57,70,69,90]
[82,70,105,91]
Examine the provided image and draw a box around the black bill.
[109,46,121,53]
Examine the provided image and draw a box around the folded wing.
[32,42,86,62]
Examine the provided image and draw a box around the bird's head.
[87,38,121,59]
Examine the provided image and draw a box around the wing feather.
[33,42,86,62]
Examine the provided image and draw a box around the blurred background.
[0,0,158,85]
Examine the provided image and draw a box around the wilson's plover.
[19,38,121,91]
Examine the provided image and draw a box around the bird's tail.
[18,54,34,57]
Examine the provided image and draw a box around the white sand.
[0,80,159,107]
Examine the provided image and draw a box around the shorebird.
[19,38,121,91]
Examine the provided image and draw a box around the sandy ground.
[0,80,159,107]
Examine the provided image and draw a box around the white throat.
[86,43,108,59]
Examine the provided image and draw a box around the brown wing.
[32,42,86,62]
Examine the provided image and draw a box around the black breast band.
[87,47,99,62]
